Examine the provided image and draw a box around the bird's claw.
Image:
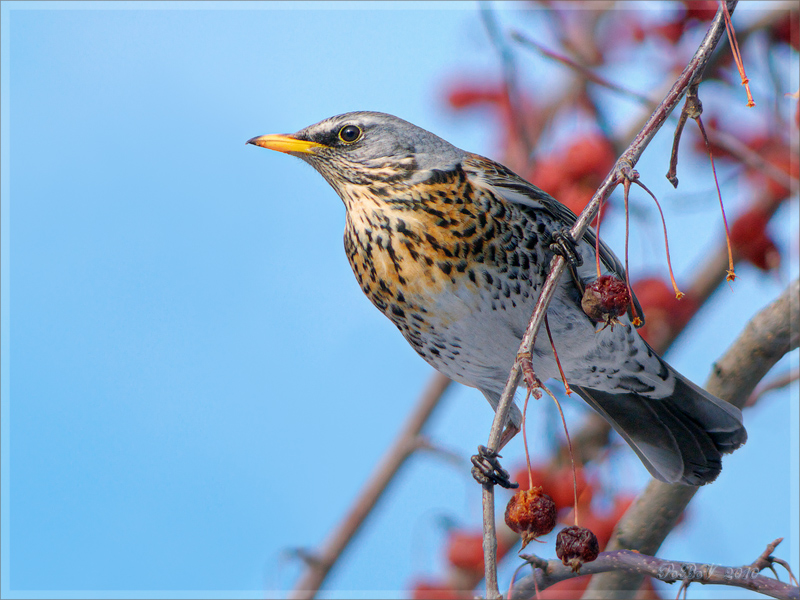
[548,228,585,292]
[549,228,584,269]
[471,445,518,488]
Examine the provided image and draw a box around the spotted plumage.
[248,111,747,485]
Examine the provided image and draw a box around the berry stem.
[594,197,604,278]
[522,389,534,491]
[721,0,755,107]
[633,179,685,299]
[545,315,572,396]
[621,177,643,326]
[695,114,736,282]
[541,385,580,526]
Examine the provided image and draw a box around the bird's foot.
[471,445,518,489]
[548,228,585,292]
[549,228,584,269]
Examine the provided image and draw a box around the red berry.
[555,526,600,573]
[445,530,484,573]
[504,487,557,549]
[581,275,630,326]
[564,135,616,183]
[681,0,718,21]
[528,157,570,198]
[770,11,800,50]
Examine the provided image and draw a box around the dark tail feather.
[573,374,746,486]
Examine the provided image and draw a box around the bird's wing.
[463,153,644,322]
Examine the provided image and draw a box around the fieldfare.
[248,111,746,486]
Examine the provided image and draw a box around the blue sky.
[1,2,798,598]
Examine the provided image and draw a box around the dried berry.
[581,275,630,328]
[555,526,600,572]
[504,487,557,549]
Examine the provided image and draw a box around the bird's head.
[247,111,466,193]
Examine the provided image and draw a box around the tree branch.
[512,540,800,600]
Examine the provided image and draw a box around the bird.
[247,111,746,486]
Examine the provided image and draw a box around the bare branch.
[512,541,800,600]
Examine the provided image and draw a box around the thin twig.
[695,112,737,281]
[630,178,684,299]
[749,537,799,586]
[721,0,755,107]
[746,368,800,407]
[482,482,501,598]
[666,85,702,188]
[519,22,797,196]
[540,384,580,526]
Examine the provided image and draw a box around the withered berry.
[555,526,600,572]
[504,487,557,550]
[581,275,630,327]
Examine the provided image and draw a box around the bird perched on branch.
[248,111,746,486]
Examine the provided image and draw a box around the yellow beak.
[246,133,324,155]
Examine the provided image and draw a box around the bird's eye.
[338,125,362,144]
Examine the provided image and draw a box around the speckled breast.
[339,165,558,385]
